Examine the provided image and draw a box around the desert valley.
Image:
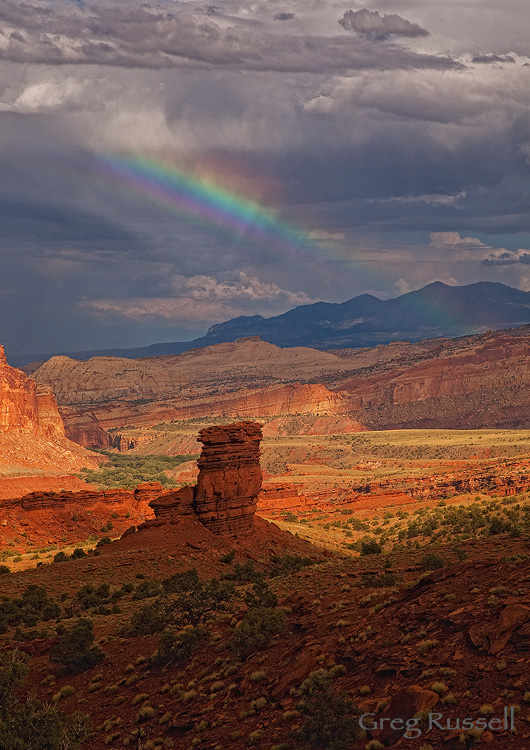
[2,301,530,750]
[5,1,530,747]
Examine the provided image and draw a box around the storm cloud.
[0,0,453,73]
[339,9,429,41]
[1,0,530,358]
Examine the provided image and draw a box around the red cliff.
[0,345,64,438]
[0,345,99,477]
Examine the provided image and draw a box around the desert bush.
[220,550,236,564]
[53,552,68,563]
[360,571,401,588]
[96,537,112,548]
[76,582,121,610]
[164,574,234,627]
[221,559,262,584]
[50,618,104,674]
[244,578,277,609]
[132,578,163,601]
[128,600,167,636]
[0,650,90,749]
[296,669,364,749]
[231,607,287,657]
[0,585,61,630]
[269,554,314,576]
[72,548,86,559]
[151,627,208,668]
[360,539,382,556]
[0,564,10,575]
[421,553,444,571]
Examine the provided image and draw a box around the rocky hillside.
[30,325,530,447]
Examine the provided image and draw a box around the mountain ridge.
[10,280,530,367]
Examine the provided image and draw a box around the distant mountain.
[11,281,530,366]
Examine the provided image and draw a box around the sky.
[2,0,530,357]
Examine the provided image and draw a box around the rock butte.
[0,421,264,547]
[145,420,263,536]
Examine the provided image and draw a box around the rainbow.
[96,154,318,260]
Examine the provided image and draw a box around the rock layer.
[0,345,64,438]
[31,328,530,443]
[0,345,98,474]
[194,421,263,534]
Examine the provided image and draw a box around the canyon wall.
[0,345,64,438]
[31,328,530,443]
[0,345,99,475]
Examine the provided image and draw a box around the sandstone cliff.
[0,345,64,438]
[0,345,98,475]
[30,326,530,438]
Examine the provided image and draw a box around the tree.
[162,571,234,627]
[296,669,364,750]
[231,607,287,657]
[50,618,104,674]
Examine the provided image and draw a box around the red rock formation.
[0,345,98,475]
[259,483,308,511]
[0,422,265,546]
[61,409,111,449]
[0,345,64,438]
[194,421,263,535]
[144,422,263,535]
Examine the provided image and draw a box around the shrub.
[220,550,236,564]
[151,627,208,668]
[128,600,167,636]
[133,578,163,601]
[0,585,61,630]
[296,669,364,749]
[269,554,314,576]
[53,552,68,563]
[0,565,10,575]
[0,650,90,749]
[50,618,104,674]
[136,705,155,723]
[249,670,268,682]
[231,607,287,658]
[163,574,234,627]
[222,560,262,584]
[244,578,277,610]
[360,539,382,556]
[72,548,86,559]
[96,537,112,548]
[421,553,444,571]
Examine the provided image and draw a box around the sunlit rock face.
[194,421,263,535]
[0,344,64,439]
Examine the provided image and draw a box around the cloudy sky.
[2,0,530,357]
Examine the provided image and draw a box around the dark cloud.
[273,12,295,21]
[0,0,454,73]
[339,9,429,40]
[472,53,515,64]
[482,251,530,266]
[196,5,224,16]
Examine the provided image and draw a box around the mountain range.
[12,280,530,366]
